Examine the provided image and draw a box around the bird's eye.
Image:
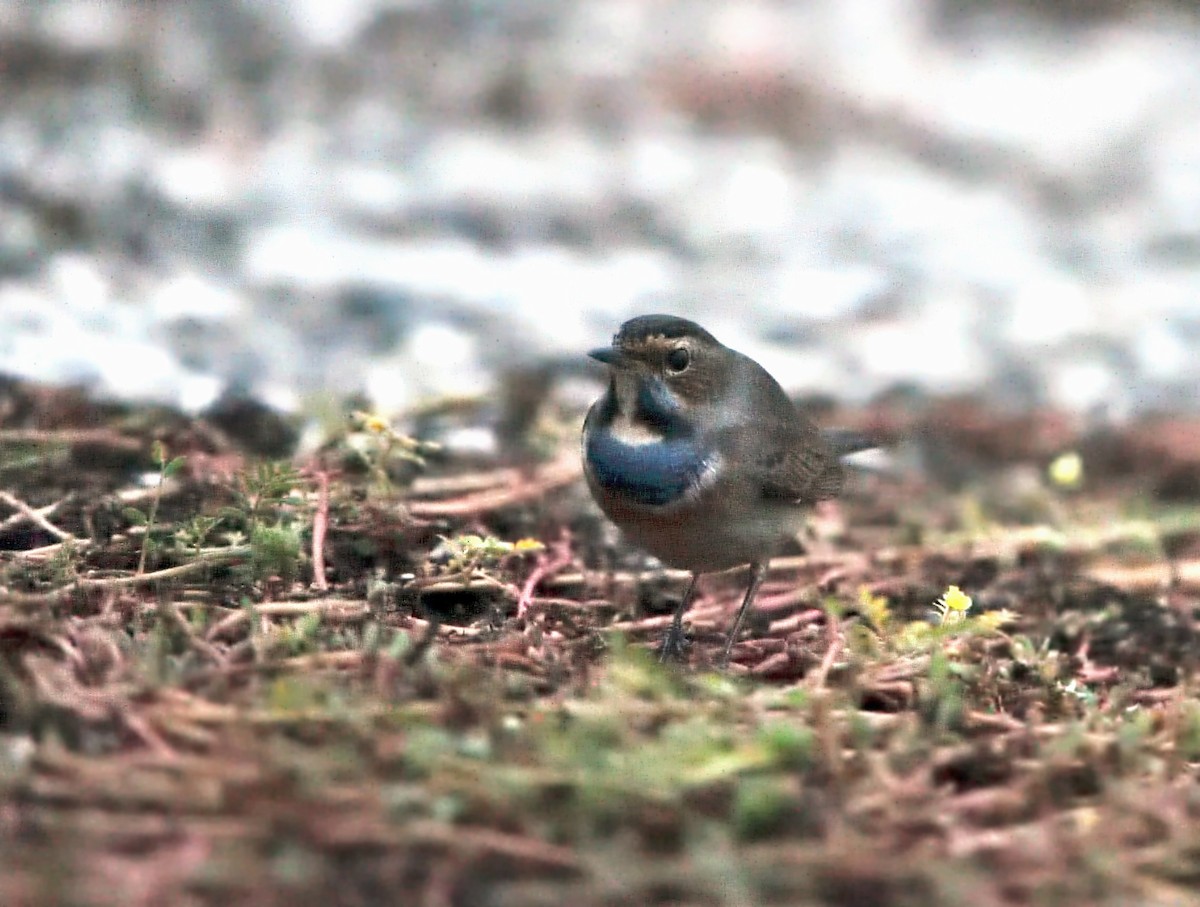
[665,347,690,373]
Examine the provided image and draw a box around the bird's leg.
[720,561,768,668]
[659,573,700,663]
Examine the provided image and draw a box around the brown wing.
[715,347,849,503]
[723,353,844,504]
[754,418,845,504]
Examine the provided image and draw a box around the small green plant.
[223,461,307,533]
[732,776,794,841]
[848,586,894,656]
[755,721,815,771]
[249,524,302,585]
[1175,701,1200,762]
[1007,634,1065,684]
[922,649,967,733]
[48,537,80,585]
[850,585,1014,656]
[350,410,441,494]
[123,441,186,574]
[277,610,323,656]
[174,514,224,557]
[604,634,689,702]
[431,534,544,582]
[0,441,67,476]
[1056,678,1099,709]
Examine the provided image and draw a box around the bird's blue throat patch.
[634,376,681,433]
[586,431,709,507]
[586,375,708,507]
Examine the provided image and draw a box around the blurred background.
[1,0,1198,422]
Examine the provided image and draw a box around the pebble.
[0,0,1197,423]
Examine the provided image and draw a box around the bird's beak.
[588,347,619,365]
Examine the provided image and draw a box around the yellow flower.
[1048,451,1083,489]
[857,585,891,631]
[934,585,973,625]
[976,609,1017,631]
[361,413,391,435]
[513,538,545,553]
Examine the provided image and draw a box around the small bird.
[582,315,871,666]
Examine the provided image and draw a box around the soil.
[1,376,1199,907]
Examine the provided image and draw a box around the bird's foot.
[658,624,690,663]
[717,634,741,671]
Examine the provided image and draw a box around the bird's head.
[588,315,730,418]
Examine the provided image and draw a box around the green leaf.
[163,456,187,478]
[297,611,322,639]
[249,525,302,584]
[122,507,148,526]
[756,722,815,770]
[733,776,794,841]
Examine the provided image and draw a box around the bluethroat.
[582,315,871,666]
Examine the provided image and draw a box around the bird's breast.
[584,424,716,508]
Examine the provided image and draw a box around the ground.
[1,377,1199,907]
